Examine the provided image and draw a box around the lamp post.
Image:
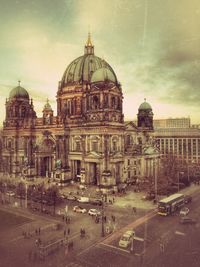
[101,194,105,237]
[177,171,180,192]
[154,159,158,202]
[25,182,28,209]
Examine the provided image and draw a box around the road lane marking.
[134,236,144,241]
[175,231,186,236]
[102,209,157,244]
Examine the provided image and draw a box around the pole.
[178,172,180,192]
[154,160,158,202]
[101,194,105,237]
[130,236,134,253]
[25,183,28,208]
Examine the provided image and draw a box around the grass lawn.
[0,209,32,231]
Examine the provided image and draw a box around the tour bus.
[158,193,185,216]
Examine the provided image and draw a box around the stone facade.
[0,35,160,188]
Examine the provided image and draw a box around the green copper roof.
[91,67,117,84]
[9,85,29,99]
[43,99,52,110]
[61,54,117,85]
[139,101,152,111]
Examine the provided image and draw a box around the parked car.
[73,206,87,213]
[180,217,196,224]
[184,195,192,204]
[142,192,155,201]
[89,198,102,206]
[6,191,15,197]
[180,207,189,216]
[77,197,89,203]
[78,184,87,190]
[67,195,77,201]
[119,230,135,248]
[88,208,101,216]
[60,194,68,199]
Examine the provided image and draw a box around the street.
[0,184,200,267]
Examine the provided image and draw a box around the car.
[180,217,196,224]
[73,206,87,213]
[119,230,135,248]
[184,195,192,204]
[78,184,87,190]
[180,207,189,216]
[88,208,101,216]
[67,195,77,201]
[6,191,15,197]
[89,198,103,206]
[60,194,68,199]
[77,197,89,203]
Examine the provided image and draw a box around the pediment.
[125,121,138,131]
[86,151,102,159]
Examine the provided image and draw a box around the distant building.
[154,127,200,165]
[153,118,190,129]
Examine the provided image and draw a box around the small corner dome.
[139,100,152,111]
[43,99,52,111]
[91,67,117,84]
[9,85,29,99]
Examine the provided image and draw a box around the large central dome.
[61,34,118,86]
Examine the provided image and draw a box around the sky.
[0,0,200,125]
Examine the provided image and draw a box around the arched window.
[111,96,116,108]
[90,136,100,152]
[93,95,99,109]
[112,136,119,152]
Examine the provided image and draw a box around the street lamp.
[177,171,184,192]
[154,159,158,202]
[25,182,28,209]
[101,194,105,237]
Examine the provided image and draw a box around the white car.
[88,208,101,216]
[73,206,87,213]
[180,207,189,216]
[77,197,89,203]
[119,230,135,248]
[6,191,15,197]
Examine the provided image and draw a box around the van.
[77,197,89,203]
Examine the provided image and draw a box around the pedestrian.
[160,242,165,252]
[35,229,38,235]
[132,207,136,214]
[65,217,68,224]
[62,215,65,222]
[104,215,107,222]
[38,227,41,235]
[113,197,115,203]
[68,228,70,235]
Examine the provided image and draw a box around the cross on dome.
[84,32,94,55]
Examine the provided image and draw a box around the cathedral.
[0,34,159,189]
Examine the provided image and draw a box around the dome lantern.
[84,32,94,55]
